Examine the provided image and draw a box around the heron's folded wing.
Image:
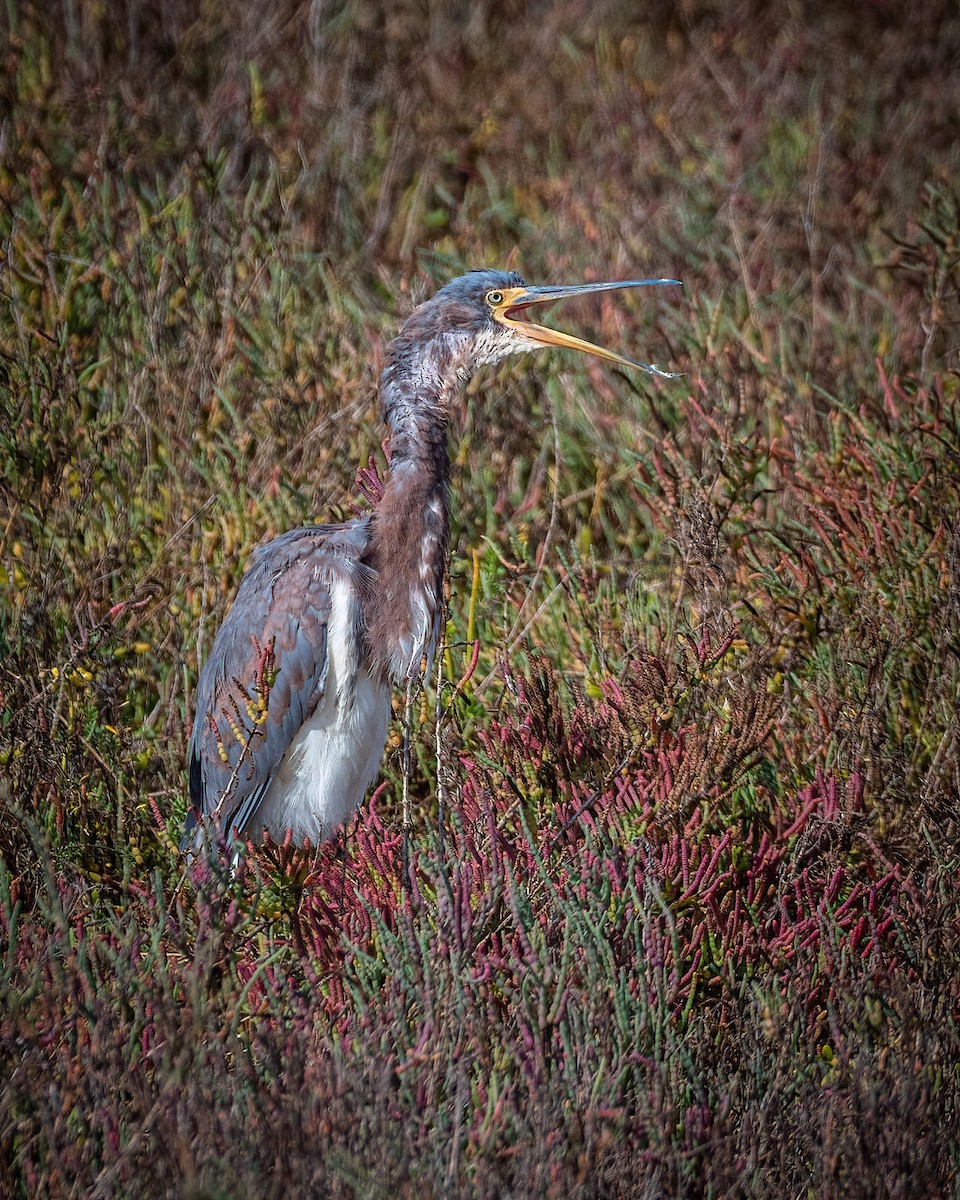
[183,524,368,848]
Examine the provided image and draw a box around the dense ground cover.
[1,0,958,1195]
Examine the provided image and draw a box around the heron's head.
[384,268,680,402]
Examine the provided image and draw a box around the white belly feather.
[255,576,391,845]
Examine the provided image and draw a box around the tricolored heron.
[182,269,679,856]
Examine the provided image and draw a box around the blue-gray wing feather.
[183,520,371,848]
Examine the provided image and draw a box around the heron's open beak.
[491,278,682,378]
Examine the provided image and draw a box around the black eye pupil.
[488,291,502,304]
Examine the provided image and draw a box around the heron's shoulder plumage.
[244,519,372,576]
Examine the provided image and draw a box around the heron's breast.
[388,514,445,681]
[362,484,448,683]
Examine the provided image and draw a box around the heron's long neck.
[362,364,453,683]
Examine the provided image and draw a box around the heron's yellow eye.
[485,290,504,306]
